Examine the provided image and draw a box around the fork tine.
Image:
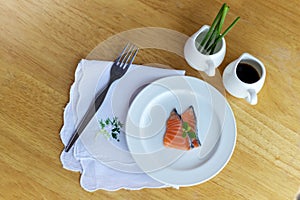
[114,43,130,63]
[122,45,139,69]
[119,44,135,67]
[127,47,139,66]
[64,43,138,153]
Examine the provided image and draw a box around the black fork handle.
[64,81,112,152]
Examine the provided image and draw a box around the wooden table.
[1,0,299,199]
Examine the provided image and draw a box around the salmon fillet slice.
[181,106,201,148]
[163,109,191,150]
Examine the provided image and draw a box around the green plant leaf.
[112,132,117,139]
[188,132,196,139]
[217,4,229,33]
[197,3,239,55]
[183,122,189,130]
[98,117,122,142]
[209,16,240,54]
[199,3,226,47]
[99,120,105,129]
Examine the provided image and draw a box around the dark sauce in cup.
[236,63,260,84]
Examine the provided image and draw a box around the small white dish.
[126,76,236,186]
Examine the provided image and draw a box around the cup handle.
[205,60,215,76]
[245,89,257,105]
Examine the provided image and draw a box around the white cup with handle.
[184,25,226,77]
[222,53,266,105]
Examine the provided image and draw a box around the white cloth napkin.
[60,59,185,191]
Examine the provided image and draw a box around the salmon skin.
[163,106,201,150]
[181,106,201,148]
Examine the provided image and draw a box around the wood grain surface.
[1,0,299,199]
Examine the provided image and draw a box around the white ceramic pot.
[222,53,266,105]
[184,25,226,76]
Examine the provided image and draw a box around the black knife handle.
[64,82,111,152]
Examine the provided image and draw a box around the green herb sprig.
[182,122,197,139]
[98,117,123,142]
[197,3,240,55]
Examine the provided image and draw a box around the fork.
[65,43,139,152]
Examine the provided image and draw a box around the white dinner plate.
[125,76,236,186]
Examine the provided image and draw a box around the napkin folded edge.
[60,61,85,172]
